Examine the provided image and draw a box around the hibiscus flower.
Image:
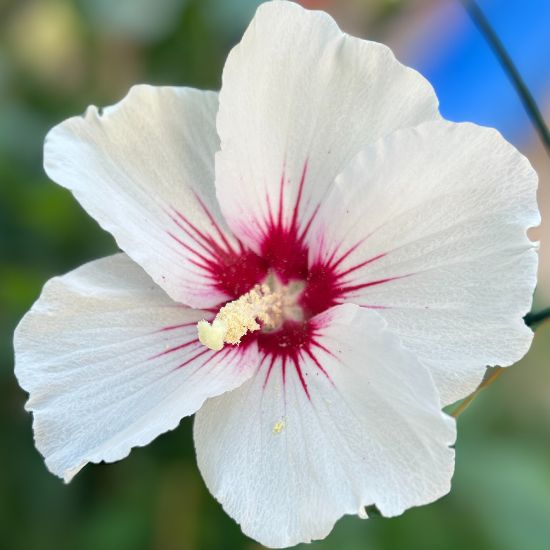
[14,1,538,547]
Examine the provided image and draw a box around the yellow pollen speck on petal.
[273,420,285,434]
[197,283,287,351]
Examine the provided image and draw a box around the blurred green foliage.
[1,1,549,549]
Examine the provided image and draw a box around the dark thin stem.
[452,305,550,417]
[525,307,550,327]
[451,367,504,417]
[460,0,550,155]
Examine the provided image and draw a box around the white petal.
[44,85,246,309]
[216,0,440,250]
[14,254,258,481]
[308,120,539,405]
[194,305,455,548]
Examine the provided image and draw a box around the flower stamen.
[197,284,285,351]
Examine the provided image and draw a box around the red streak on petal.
[167,230,214,269]
[333,302,389,309]
[148,338,199,360]
[263,355,278,389]
[158,322,197,332]
[281,356,288,386]
[290,161,308,232]
[257,321,318,400]
[192,192,235,254]
[335,252,386,279]
[292,355,310,399]
[302,346,333,383]
[174,348,211,370]
[191,346,234,375]
[310,338,337,360]
[277,167,285,230]
[337,275,406,295]
[297,202,320,242]
[329,237,369,271]
[172,208,232,259]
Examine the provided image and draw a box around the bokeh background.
[1,0,549,549]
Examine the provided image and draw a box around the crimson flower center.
[197,224,342,360]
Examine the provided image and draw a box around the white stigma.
[197,284,284,351]
[197,319,228,351]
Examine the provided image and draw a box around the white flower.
[14,1,538,547]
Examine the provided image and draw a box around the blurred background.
[1,0,549,548]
